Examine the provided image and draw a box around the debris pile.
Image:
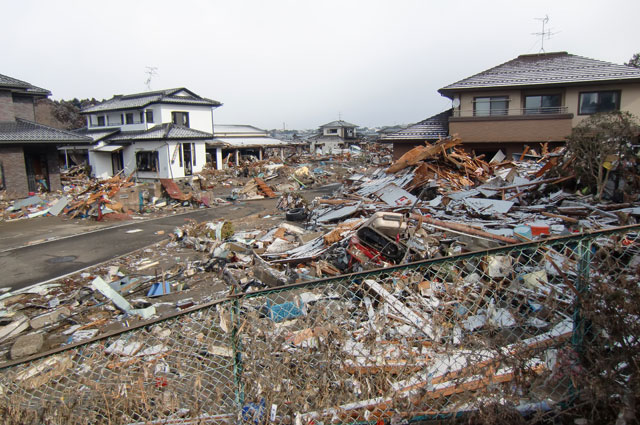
[1,226,636,425]
[155,137,640,297]
[1,136,640,423]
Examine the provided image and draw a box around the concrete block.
[30,307,71,330]
[11,333,44,359]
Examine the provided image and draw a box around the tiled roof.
[0,73,51,96]
[214,124,267,136]
[81,88,222,113]
[107,123,213,141]
[439,52,640,96]
[320,120,357,128]
[308,134,346,142]
[73,128,121,142]
[380,110,451,141]
[0,119,92,143]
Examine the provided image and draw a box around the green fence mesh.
[1,225,638,424]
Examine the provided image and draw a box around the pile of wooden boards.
[64,174,135,218]
[389,137,498,191]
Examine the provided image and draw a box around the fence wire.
[0,225,639,424]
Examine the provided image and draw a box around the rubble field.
[0,139,639,424]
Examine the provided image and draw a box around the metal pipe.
[409,213,519,244]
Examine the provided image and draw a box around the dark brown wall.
[392,142,424,161]
[449,116,572,143]
[46,148,61,191]
[0,90,14,121]
[12,95,36,121]
[0,146,28,196]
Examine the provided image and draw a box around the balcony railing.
[89,120,145,128]
[452,106,569,118]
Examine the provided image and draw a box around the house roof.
[214,125,268,136]
[80,88,222,113]
[439,52,640,97]
[73,128,121,142]
[0,74,51,96]
[0,119,92,144]
[380,110,451,141]
[319,120,357,128]
[107,123,213,141]
[211,136,290,148]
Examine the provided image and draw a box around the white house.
[78,88,222,180]
[309,120,358,154]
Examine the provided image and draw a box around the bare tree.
[625,52,640,68]
[565,111,639,200]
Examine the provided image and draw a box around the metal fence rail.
[1,225,639,424]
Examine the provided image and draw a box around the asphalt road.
[0,199,278,291]
[0,184,340,291]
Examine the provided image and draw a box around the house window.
[524,94,562,114]
[125,113,134,124]
[473,96,509,116]
[139,111,144,123]
[171,111,190,127]
[145,110,154,123]
[327,128,338,134]
[579,91,620,115]
[96,115,105,126]
[136,151,159,172]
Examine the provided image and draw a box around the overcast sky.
[3,0,639,130]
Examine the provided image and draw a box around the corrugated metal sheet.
[374,183,417,207]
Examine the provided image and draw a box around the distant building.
[77,88,221,179]
[212,125,291,167]
[309,120,358,154]
[0,73,90,196]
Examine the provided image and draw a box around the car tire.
[286,208,307,222]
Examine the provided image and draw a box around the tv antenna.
[144,66,158,91]
[532,15,558,52]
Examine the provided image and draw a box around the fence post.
[569,237,592,402]
[231,298,244,411]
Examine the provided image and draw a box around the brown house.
[0,74,90,197]
[438,52,640,158]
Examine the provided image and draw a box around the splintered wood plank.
[254,177,276,198]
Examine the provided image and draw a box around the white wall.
[158,104,214,133]
[122,140,208,180]
[323,127,344,137]
[88,104,215,133]
[88,151,114,178]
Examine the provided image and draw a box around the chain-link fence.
[1,225,639,424]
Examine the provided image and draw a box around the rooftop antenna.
[338,112,342,121]
[532,15,558,53]
[144,66,158,91]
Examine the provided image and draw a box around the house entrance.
[111,150,124,175]
[24,150,50,192]
[183,143,193,176]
